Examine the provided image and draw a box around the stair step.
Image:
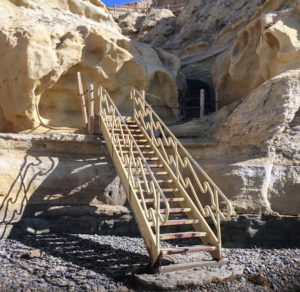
[163,219,199,226]
[119,139,148,143]
[159,259,227,273]
[141,197,185,203]
[141,179,173,184]
[161,188,178,193]
[126,164,164,169]
[144,164,164,168]
[120,144,152,149]
[144,157,159,161]
[122,151,155,155]
[150,219,199,227]
[160,231,207,240]
[122,124,139,128]
[137,188,178,193]
[114,129,142,133]
[134,171,168,176]
[124,121,136,124]
[160,208,191,214]
[115,131,142,136]
[160,245,216,256]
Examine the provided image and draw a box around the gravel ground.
[0,233,299,291]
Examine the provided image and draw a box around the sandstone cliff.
[213,2,300,106]
[116,0,300,216]
[169,71,300,215]
[0,0,179,133]
[118,0,296,92]
[0,0,299,238]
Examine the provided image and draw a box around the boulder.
[213,2,300,106]
[0,0,179,133]
[116,12,145,35]
[139,8,174,33]
[139,9,176,46]
[116,8,176,47]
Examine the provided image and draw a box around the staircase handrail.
[131,88,234,240]
[99,87,170,250]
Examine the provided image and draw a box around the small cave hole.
[179,79,216,121]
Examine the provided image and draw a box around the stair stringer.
[100,118,160,265]
[135,118,222,259]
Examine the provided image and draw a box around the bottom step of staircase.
[160,245,216,256]
[159,259,227,273]
[160,231,207,240]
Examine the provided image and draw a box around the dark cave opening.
[180,79,216,121]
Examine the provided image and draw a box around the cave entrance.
[180,79,215,121]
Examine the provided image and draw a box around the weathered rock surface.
[118,0,299,216]
[135,263,243,290]
[0,133,133,239]
[213,2,300,106]
[116,8,176,48]
[169,71,300,215]
[180,0,296,86]
[0,0,179,133]
[121,0,296,92]
[1,132,300,240]
[117,11,146,35]
[0,0,299,242]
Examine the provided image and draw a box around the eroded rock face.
[0,133,131,238]
[0,0,179,133]
[117,12,146,35]
[169,71,300,215]
[120,0,296,92]
[116,8,176,47]
[213,3,300,106]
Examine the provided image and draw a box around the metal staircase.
[78,76,234,272]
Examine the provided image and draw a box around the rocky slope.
[0,0,179,133]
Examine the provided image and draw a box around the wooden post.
[77,72,88,131]
[98,85,103,133]
[114,5,116,14]
[200,89,205,119]
[215,91,219,111]
[88,84,95,134]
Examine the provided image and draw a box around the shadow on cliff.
[1,138,299,249]
[0,153,55,239]
[0,137,134,240]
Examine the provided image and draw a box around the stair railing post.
[77,72,88,131]
[214,189,222,256]
[174,142,180,182]
[131,88,135,119]
[98,85,103,133]
[88,84,95,134]
[155,190,160,254]
[128,140,132,180]
[200,89,205,119]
